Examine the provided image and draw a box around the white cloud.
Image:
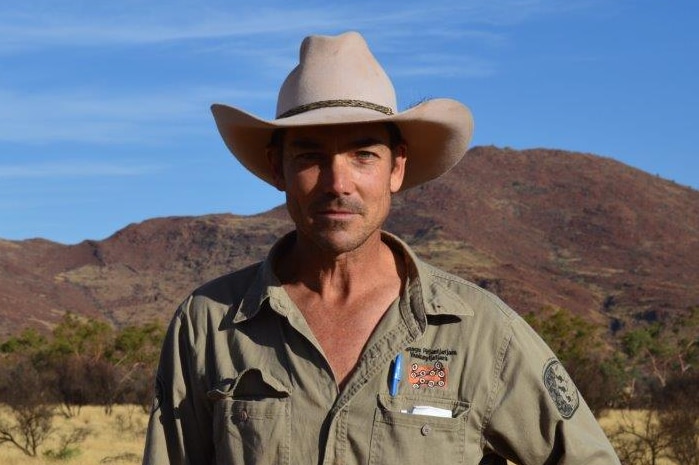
[0,4,345,52]
[0,86,275,144]
[0,161,162,179]
[391,53,497,78]
[0,1,598,52]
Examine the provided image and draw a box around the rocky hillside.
[1,146,697,337]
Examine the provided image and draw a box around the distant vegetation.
[526,306,699,464]
[0,313,163,413]
[526,306,699,407]
[0,309,696,461]
[0,313,163,457]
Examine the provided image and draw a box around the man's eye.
[355,150,377,160]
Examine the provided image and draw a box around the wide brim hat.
[211,31,474,190]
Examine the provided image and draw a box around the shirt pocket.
[369,393,470,465]
[208,368,291,465]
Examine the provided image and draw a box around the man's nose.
[320,154,352,195]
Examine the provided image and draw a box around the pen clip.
[389,353,403,397]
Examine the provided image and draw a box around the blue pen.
[389,353,403,396]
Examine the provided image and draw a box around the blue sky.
[1,0,697,244]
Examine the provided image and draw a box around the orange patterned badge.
[409,361,447,389]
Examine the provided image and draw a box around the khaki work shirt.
[143,232,619,465]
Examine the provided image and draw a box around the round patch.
[542,359,579,419]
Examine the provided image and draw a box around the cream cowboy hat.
[211,31,473,190]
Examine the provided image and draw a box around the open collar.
[230,230,474,326]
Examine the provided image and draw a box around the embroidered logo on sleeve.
[542,358,579,419]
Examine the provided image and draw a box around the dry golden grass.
[0,405,148,465]
[0,407,686,464]
[599,407,629,430]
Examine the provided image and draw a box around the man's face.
[269,122,406,255]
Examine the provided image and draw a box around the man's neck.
[275,230,406,388]
[276,230,399,301]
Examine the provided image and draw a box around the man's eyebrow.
[349,137,388,148]
[288,138,322,150]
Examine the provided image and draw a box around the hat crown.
[275,31,398,118]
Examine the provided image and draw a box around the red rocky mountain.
[1,146,697,337]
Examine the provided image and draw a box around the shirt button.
[420,424,432,436]
[236,410,249,424]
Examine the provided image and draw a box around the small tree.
[0,327,47,354]
[657,373,699,465]
[525,306,627,415]
[621,307,699,391]
[112,322,165,366]
[0,355,56,457]
[112,322,165,411]
[43,426,90,460]
[608,409,672,465]
[0,404,55,457]
[50,312,115,361]
[659,408,699,465]
[54,355,92,418]
[608,352,699,464]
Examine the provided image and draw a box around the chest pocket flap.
[208,368,290,400]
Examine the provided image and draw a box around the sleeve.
[481,317,620,465]
[142,297,214,465]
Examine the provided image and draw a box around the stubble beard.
[292,196,381,255]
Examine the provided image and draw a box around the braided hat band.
[278,99,394,119]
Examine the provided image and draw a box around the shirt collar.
[232,230,474,325]
[232,232,294,324]
[382,232,474,321]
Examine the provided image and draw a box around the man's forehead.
[284,122,391,145]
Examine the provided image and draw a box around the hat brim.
[211,98,473,190]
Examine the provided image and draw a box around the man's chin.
[307,230,372,256]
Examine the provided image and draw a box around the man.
[143,32,619,464]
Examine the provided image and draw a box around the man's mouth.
[311,199,364,217]
[316,209,357,219]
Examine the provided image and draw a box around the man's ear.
[390,143,407,193]
[266,147,286,191]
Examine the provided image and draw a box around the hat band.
[277,99,394,119]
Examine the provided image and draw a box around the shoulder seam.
[426,265,517,320]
